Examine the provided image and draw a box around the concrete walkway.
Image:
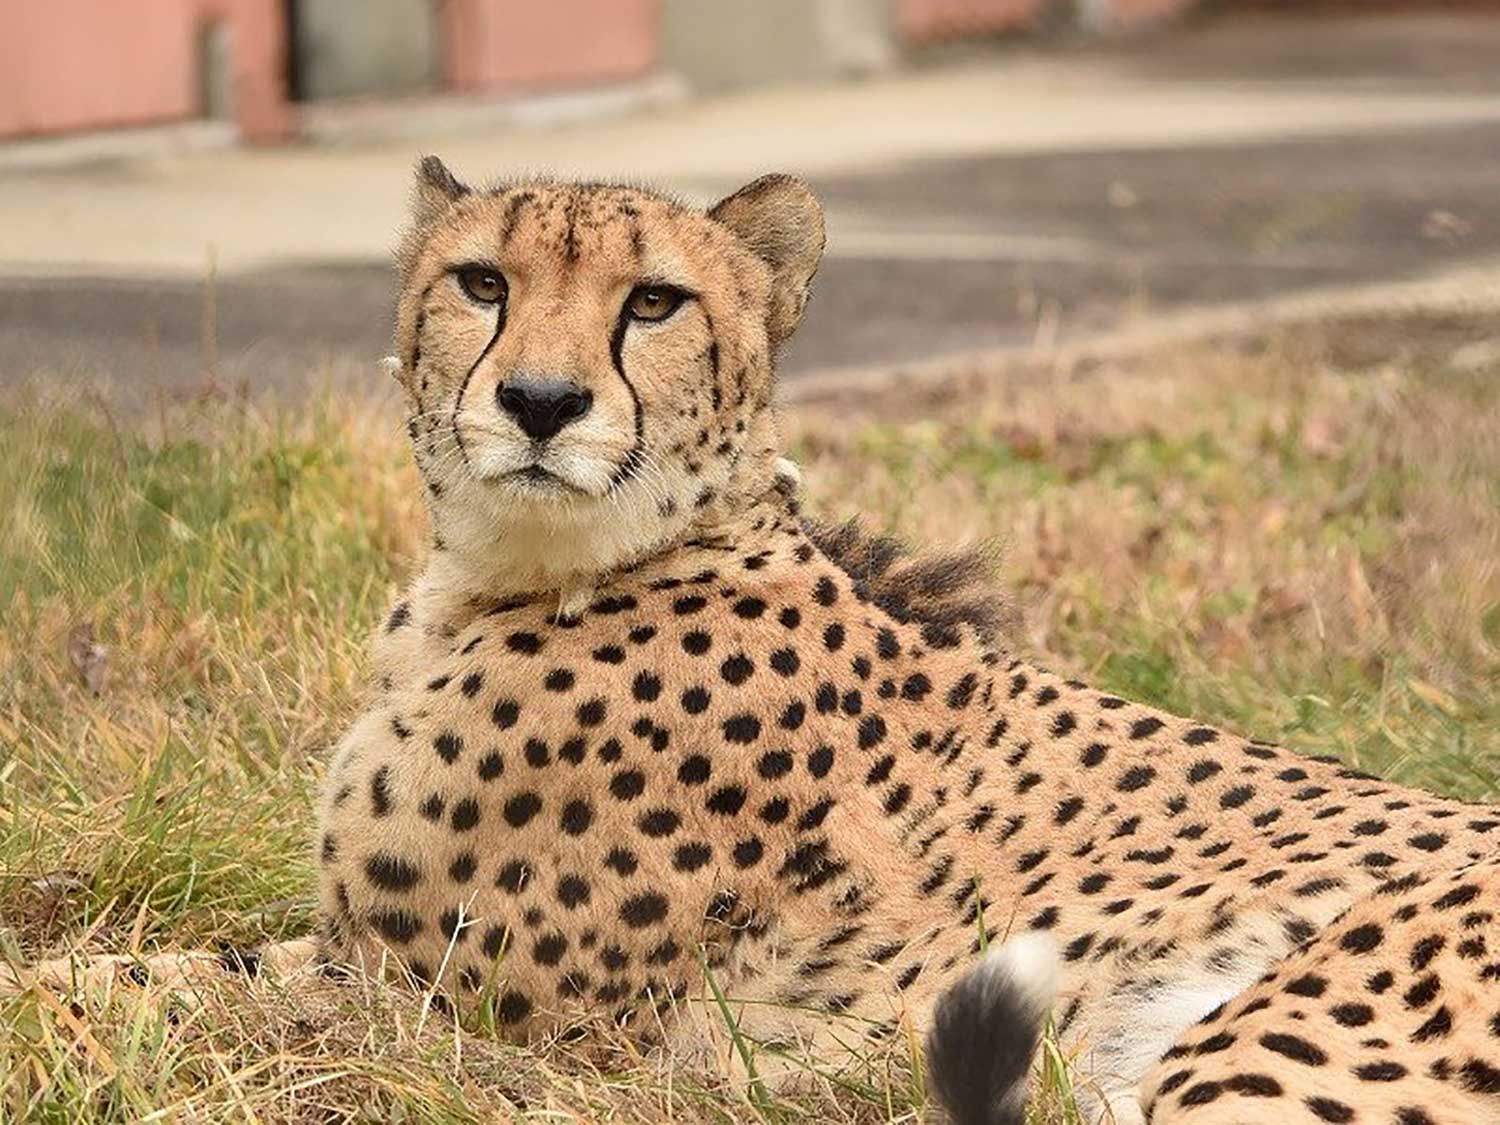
[3,12,1499,394]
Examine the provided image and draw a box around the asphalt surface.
[4,117,1497,399]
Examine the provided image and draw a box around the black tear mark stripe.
[452,297,509,466]
[607,308,647,491]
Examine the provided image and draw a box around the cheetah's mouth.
[501,463,589,496]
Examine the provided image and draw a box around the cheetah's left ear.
[710,175,825,346]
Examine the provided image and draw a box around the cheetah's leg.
[0,938,320,998]
[1141,855,1500,1123]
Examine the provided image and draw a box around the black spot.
[605,847,638,875]
[707,786,748,816]
[632,672,662,702]
[450,798,480,832]
[434,732,463,764]
[524,738,550,768]
[364,853,421,892]
[505,632,543,655]
[758,750,793,779]
[561,799,593,836]
[503,792,543,827]
[681,686,711,713]
[858,715,888,749]
[720,654,754,685]
[760,797,790,824]
[673,842,711,872]
[1340,923,1384,954]
[592,594,637,615]
[532,932,568,966]
[1260,1032,1328,1065]
[491,698,520,729]
[770,648,800,676]
[733,838,764,867]
[682,630,712,655]
[1304,1097,1354,1123]
[639,808,680,836]
[1220,785,1254,809]
[620,893,669,928]
[576,698,607,727]
[370,767,393,816]
[1433,884,1481,911]
[556,874,591,908]
[901,673,932,701]
[370,908,422,944]
[449,853,477,883]
[722,714,761,744]
[808,745,835,778]
[497,990,532,1024]
[733,597,766,619]
[610,770,646,801]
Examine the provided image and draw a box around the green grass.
[2,316,1498,1121]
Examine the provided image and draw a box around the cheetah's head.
[392,159,824,598]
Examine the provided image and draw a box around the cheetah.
[10,160,1500,1125]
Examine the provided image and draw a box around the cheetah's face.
[392,161,824,590]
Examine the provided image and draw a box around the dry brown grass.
[1,314,1496,1122]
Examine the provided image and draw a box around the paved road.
[4,119,1498,398]
[5,13,1500,399]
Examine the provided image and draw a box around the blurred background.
[3,0,1499,398]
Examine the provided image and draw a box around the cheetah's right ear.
[710,175,825,347]
[410,155,470,229]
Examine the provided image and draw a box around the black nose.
[497,376,593,442]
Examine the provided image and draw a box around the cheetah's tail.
[924,932,1060,1125]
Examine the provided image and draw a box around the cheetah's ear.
[410,155,470,229]
[710,175,825,346]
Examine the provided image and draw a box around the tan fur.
[12,165,1500,1125]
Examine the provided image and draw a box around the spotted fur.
[13,164,1500,1125]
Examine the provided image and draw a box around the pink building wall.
[897,0,1196,40]
[0,0,292,141]
[442,0,659,93]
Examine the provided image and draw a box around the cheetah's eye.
[455,265,507,305]
[626,284,686,323]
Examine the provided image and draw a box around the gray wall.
[293,0,437,100]
[660,0,896,94]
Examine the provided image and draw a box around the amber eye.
[626,284,686,322]
[456,265,506,304]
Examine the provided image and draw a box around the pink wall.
[0,0,290,141]
[442,0,659,93]
[897,0,1043,41]
[897,0,1196,40]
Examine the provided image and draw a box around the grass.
[1,314,1497,1121]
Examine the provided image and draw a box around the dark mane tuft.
[800,518,1014,645]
